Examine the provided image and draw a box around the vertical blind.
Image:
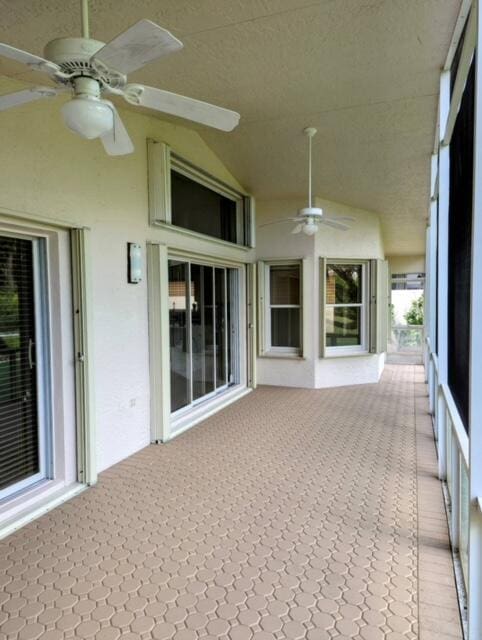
[0,235,39,490]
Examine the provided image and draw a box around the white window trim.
[263,260,302,357]
[324,260,369,357]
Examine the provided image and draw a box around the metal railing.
[426,337,470,590]
[390,324,424,353]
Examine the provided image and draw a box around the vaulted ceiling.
[0,0,461,254]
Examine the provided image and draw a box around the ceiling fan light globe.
[303,222,318,236]
[61,97,113,139]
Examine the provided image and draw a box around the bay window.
[260,261,302,356]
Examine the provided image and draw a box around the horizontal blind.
[0,235,39,490]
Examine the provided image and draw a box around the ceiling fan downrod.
[81,0,90,39]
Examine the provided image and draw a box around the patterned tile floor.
[0,366,461,639]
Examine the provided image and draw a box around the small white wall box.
[127,243,142,283]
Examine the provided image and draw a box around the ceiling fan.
[260,127,353,235]
[0,0,240,155]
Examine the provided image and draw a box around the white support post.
[468,3,482,636]
[424,226,430,377]
[147,243,171,443]
[451,442,461,550]
[437,71,451,480]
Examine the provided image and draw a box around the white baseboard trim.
[0,482,86,541]
[167,387,252,441]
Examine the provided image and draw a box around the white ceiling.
[0,0,461,254]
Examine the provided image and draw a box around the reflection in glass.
[271,308,300,348]
[191,264,215,401]
[168,260,239,414]
[270,266,300,305]
[326,264,362,304]
[326,306,361,347]
[215,268,226,388]
[0,236,39,489]
[168,261,190,412]
[171,170,239,244]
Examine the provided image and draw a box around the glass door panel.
[168,261,191,412]
[215,268,227,388]
[191,264,215,401]
[168,259,241,415]
[0,236,40,493]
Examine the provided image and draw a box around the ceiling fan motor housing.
[44,37,104,69]
[298,206,323,219]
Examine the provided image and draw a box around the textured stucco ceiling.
[0,0,461,254]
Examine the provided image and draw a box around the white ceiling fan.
[260,127,354,235]
[0,0,240,155]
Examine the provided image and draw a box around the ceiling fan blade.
[0,86,60,112]
[258,218,300,228]
[0,43,60,73]
[332,216,355,223]
[123,84,240,132]
[292,224,303,234]
[92,19,183,75]
[320,218,350,231]
[100,103,134,156]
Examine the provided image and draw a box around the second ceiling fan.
[260,128,354,236]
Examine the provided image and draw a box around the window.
[265,262,302,354]
[324,261,367,354]
[147,140,254,247]
[171,170,240,244]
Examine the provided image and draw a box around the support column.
[436,71,450,480]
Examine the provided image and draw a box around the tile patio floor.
[0,365,462,639]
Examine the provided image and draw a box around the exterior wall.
[0,77,250,474]
[256,197,386,389]
[388,255,425,274]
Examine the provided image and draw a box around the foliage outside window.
[404,295,424,325]
[325,262,366,353]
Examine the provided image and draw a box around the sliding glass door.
[168,259,239,414]
[0,234,49,499]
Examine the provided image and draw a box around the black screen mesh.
[447,59,475,432]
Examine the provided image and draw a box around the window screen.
[447,59,475,432]
[269,264,301,349]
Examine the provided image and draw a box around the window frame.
[323,259,369,357]
[264,260,303,356]
[147,140,255,248]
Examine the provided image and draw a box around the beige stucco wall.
[388,255,425,274]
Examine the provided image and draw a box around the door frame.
[147,243,252,442]
[0,214,95,515]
